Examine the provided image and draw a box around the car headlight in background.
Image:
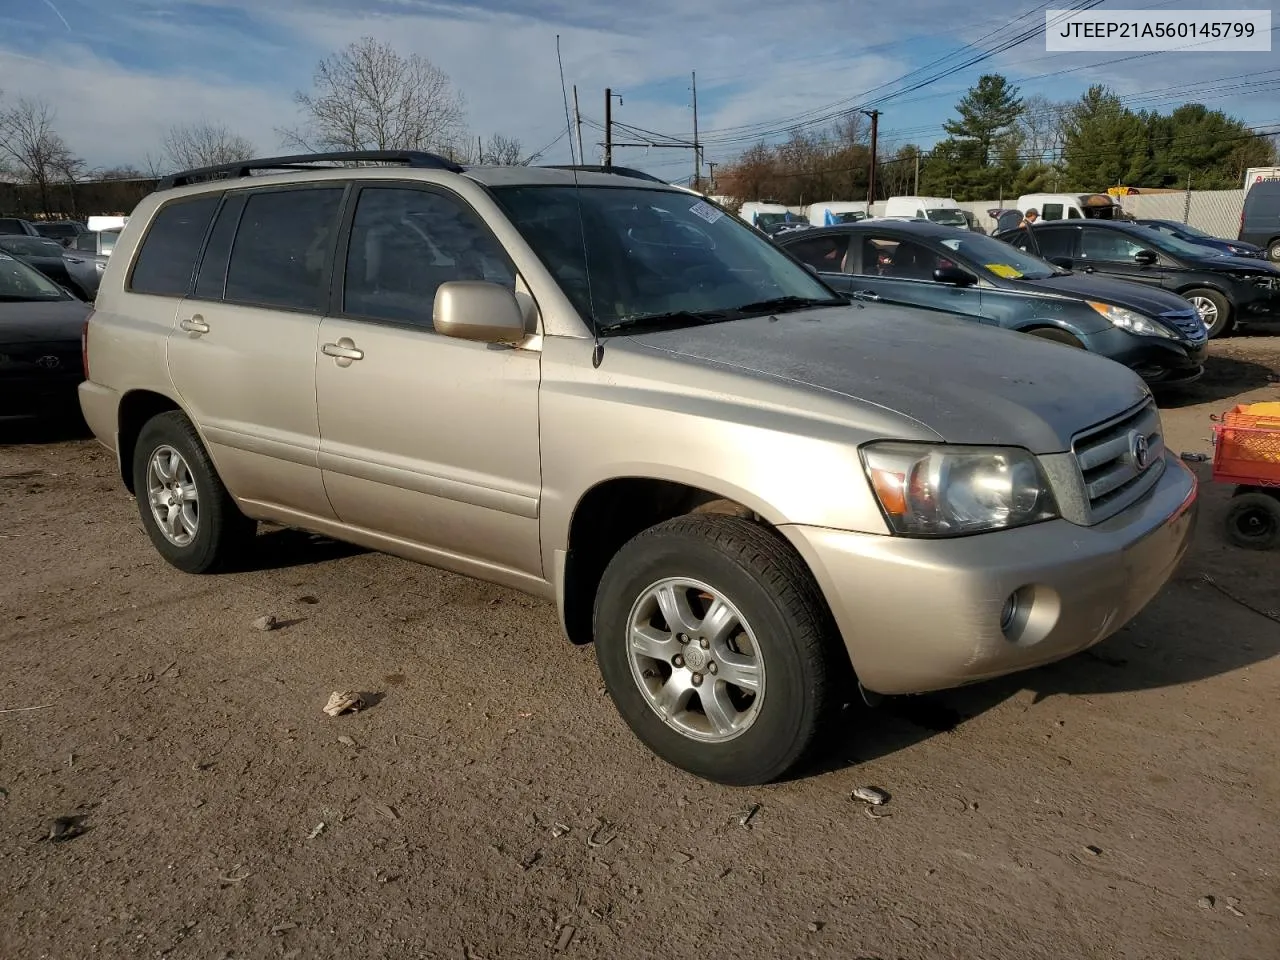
[1086,301,1174,338]
[861,442,1059,537]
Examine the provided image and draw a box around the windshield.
[491,185,839,331]
[753,212,792,228]
[0,251,67,301]
[925,208,968,227]
[936,232,1060,280]
[0,236,64,259]
[36,222,80,239]
[830,211,865,223]
[1129,224,1224,258]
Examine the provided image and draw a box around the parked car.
[996,220,1280,337]
[73,229,121,257]
[34,220,90,247]
[81,150,1197,786]
[960,210,986,235]
[1239,180,1280,262]
[1136,219,1266,259]
[0,217,41,237]
[0,235,92,299]
[1016,193,1130,222]
[776,222,1207,386]
[0,249,91,420]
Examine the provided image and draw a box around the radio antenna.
[556,34,603,367]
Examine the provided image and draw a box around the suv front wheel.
[132,411,257,573]
[594,515,843,785]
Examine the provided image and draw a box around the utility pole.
[913,149,920,195]
[691,71,701,191]
[477,135,483,165]
[862,109,880,205]
[604,88,613,169]
[572,85,584,165]
[707,161,717,193]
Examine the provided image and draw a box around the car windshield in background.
[0,252,66,301]
[936,232,1059,280]
[0,236,64,259]
[491,186,841,331]
[925,209,968,227]
[753,212,792,228]
[1130,224,1226,258]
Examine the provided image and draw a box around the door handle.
[179,315,210,334]
[322,338,364,366]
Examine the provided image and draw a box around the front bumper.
[1086,327,1205,384]
[0,373,84,419]
[782,452,1198,696]
[1230,281,1280,321]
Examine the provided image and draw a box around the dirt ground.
[2,336,1278,960]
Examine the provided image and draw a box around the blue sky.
[0,0,1276,179]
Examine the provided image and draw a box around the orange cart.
[1211,403,1280,550]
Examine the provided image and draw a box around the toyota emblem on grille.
[1129,431,1149,469]
[35,355,61,369]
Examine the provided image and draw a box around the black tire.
[593,514,844,785]
[1267,239,1280,263]
[1223,491,1280,551]
[1183,287,1232,338]
[1026,327,1085,348]
[131,411,256,573]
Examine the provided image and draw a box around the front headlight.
[861,442,1059,538]
[1087,301,1174,339]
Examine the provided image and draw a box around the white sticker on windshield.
[689,201,724,224]
[940,239,962,251]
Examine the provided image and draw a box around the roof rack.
[157,150,464,190]
[541,164,669,184]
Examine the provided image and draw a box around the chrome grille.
[1072,400,1165,523]
[1160,309,1207,343]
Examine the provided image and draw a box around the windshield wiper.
[730,295,847,315]
[596,309,731,334]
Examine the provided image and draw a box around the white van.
[881,196,968,228]
[807,201,869,226]
[87,215,129,232]
[1016,193,1127,222]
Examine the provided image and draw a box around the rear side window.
[129,196,220,296]
[1067,207,1082,219]
[74,233,97,252]
[1032,228,1076,259]
[225,187,344,312]
[193,194,247,301]
[0,218,27,234]
[1041,203,1064,221]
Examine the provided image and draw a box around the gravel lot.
[2,336,1278,960]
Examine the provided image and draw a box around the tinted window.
[1030,228,1075,259]
[225,188,344,311]
[194,194,247,301]
[785,234,849,272]
[343,187,515,327]
[856,235,939,281]
[74,233,98,252]
[1066,207,1082,219]
[0,250,65,301]
[0,219,27,234]
[1080,228,1147,261]
[1041,203,1064,221]
[129,196,220,296]
[37,223,79,239]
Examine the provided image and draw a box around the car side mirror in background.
[1048,256,1074,270]
[1134,249,1158,265]
[933,265,977,286]
[433,281,528,344]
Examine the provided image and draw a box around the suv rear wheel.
[593,515,842,785]
[132,411,256,573]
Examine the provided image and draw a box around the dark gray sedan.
[0,250,90,420]
[777,221,1207,386]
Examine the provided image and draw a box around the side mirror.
[1048,256,1074,270]
[433,281,527,343]
[1134,249,1158,265]
[933,265,977,286]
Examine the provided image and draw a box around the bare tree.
[280,37,468,157]
[481,134,524,165]
[162,122,255,171]
[0,96,82,218]
[1017,94,1069,164]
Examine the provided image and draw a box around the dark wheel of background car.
[131,411,257,574]
[593,514,843,786]
[1223,491,1280,551]
[1183,287,1232,338]
[1268,240,1280,262]
[1026,327,1085,348]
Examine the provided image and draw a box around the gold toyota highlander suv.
[79,151,1199,785]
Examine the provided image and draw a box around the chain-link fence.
[1117,189,1244,238]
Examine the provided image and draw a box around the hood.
[1184,253,1280,274]
[0,298,91,343]
[628,304,1148,454]
[1025,271,1198,317]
